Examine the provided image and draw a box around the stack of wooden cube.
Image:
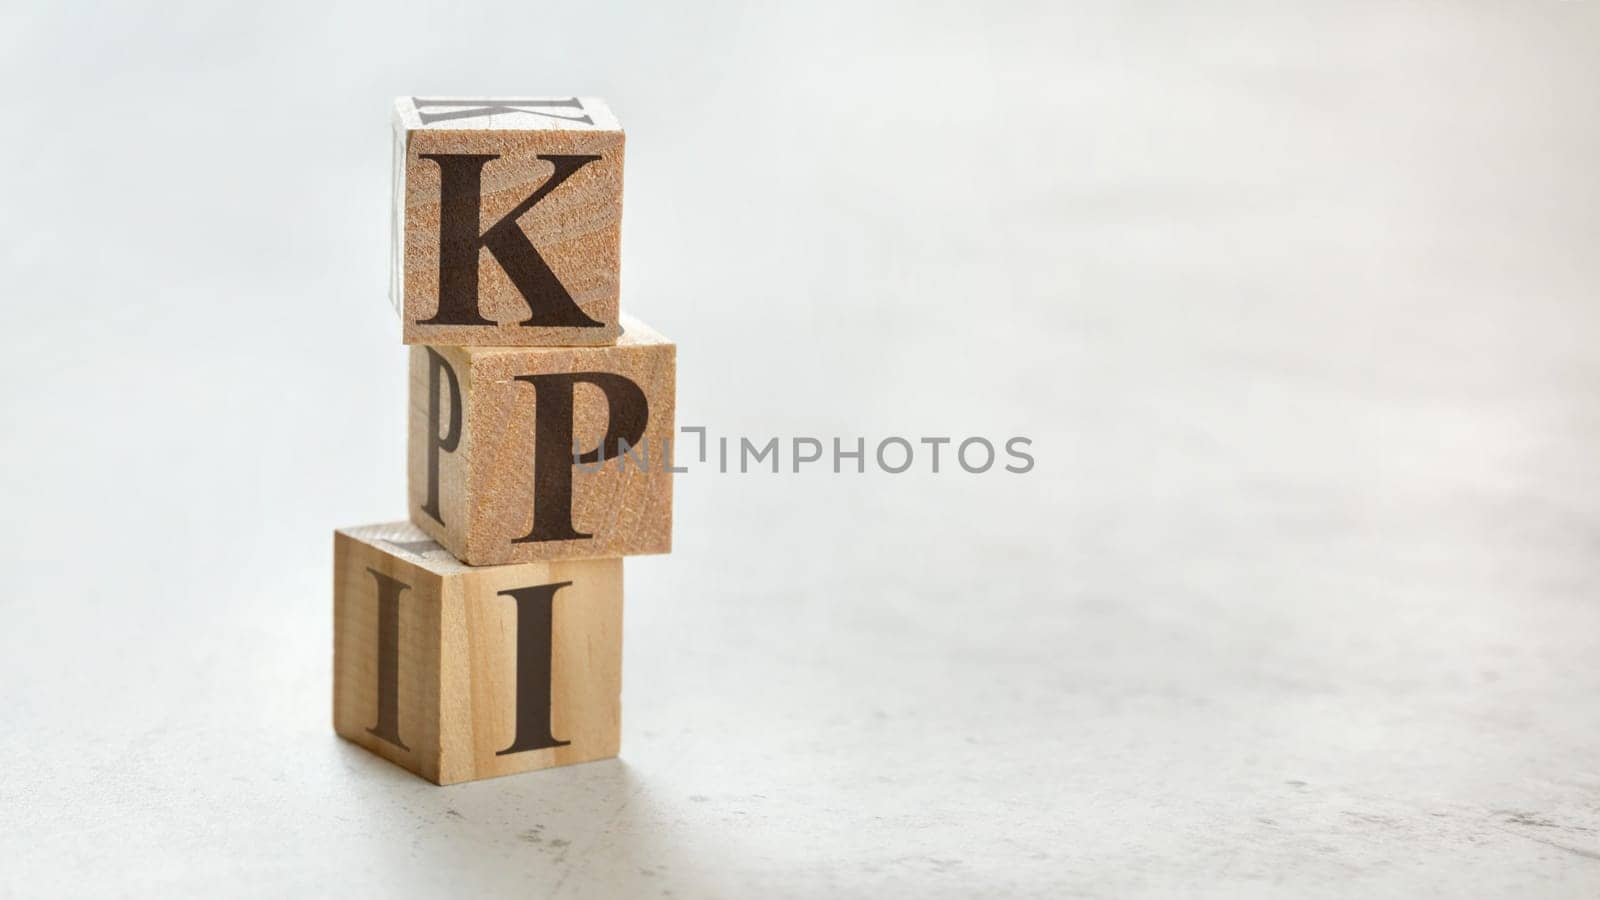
[332,97,674,785]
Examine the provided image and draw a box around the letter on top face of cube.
[408,315,675,567]
[391,96,623,347]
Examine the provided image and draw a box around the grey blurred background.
[1,1,1598,896]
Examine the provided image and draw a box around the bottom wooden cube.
[333,521,621,785]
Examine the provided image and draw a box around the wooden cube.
[391,96,623,347]
[332,522,622,785]
[407,315,674,566]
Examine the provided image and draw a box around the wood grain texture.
[332,522,622,785]
[392,96,623,346]
[407,315,675,566]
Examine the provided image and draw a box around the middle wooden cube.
[408,315,675,566]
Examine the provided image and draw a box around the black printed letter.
[496,582,573,755]
[512,373,648,543]
[421,348,462,525]
[417,153,604,328]
[366,568,411,750]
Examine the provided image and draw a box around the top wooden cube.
[391,97,624,347]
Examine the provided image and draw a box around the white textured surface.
[2,2,1598,897]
